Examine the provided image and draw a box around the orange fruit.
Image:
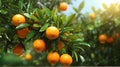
[58,41,63,50]
[25,53,32,61]
[106,36,114,43]
[33,39,46,52]
[115,33,119,38]
[60,54,72,66]
[47,51,60,65]
[98,34,107,44]
[13,43,24,56]
[59,2,68,11]
[12,14,26,26]
[17,28,30,39]
[90,13,96,20]
[45,26,59,40]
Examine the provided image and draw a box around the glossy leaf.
[25,31,36,41]
[79,42,90,47]
[30,14,39,22]
[16,23,30,29]
[73,7,78,13]
[78,1,84,12]
[24,13,30,18]
[66,14,76,26]
[73,51,78,62]
[80,55,85,63]
[39,23,49,32]
[61,27,74,33]
[18,0,24,9]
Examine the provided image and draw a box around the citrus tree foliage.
[0,0,90,66]
[1,0,120,66]
[37,0,72,10]
[81,3,120,65]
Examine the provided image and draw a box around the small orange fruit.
[60,54,72,66]
[13,43,24,56]
[47,51,60,65]
[33,39,46,52]
[106,36,114,43]
[115,33,119,38]
[98,34,107,44]
[59,2,68,11]
[25,53,32,61]
[58,41,63,50]
[46,26,59,40]
[12,14,26,26]
[90,13,96,20]
[17,28,30,39]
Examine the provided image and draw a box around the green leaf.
[18,0,24,9]
[35,8,42,18]
[16,23,30,29]
[79,42,90,47]
[61,14,66,23]
[0,0,1,7]
[45,8,51,17]
[0,10,8,14]
[5,34,11,42]
[39,23,49,32]
[0,35,2,38]
[24,13,30,18]
[80,55,85,63]
[78,1,84,12]
[61,27,74,33]
[102,3,108,9]
[66,14,76,26]
[25,31,36,41]
[30,14,39,22]
[33,24,40,28]
[53,14,57,23]
[71,38,84,44]
[75,47,85,51]
[52,6,57,14]
[67,34,79,40]
[73,7,78,13]
[73,51,78,62]
[91,6,96,12]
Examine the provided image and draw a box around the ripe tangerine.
[47,51,60,65]
[12,14,26,26]
[33,39,46,52]
[45,26,59,40]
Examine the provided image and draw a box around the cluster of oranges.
[12,14,30,39]
[32,39,72,66]
[47,52,72,66]
[12,1,68,39]
[11,2,72,66]
[98,33,119,44]
[32,38,72,66]
[12,14,32,61]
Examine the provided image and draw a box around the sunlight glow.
[99,0,120,6]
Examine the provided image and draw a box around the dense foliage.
[0,0,120,66]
